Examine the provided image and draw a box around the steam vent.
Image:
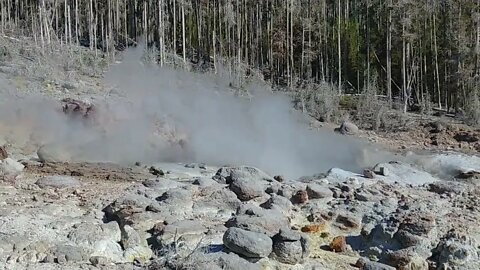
[0,2,479,269]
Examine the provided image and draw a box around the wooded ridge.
[1,0,479,116]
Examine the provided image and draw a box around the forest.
[0,0,479,118]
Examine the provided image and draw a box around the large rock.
[91,239,124,263]
[306,184,333,199]
[0,158,24,175]
[372,162,439,186]
[416,153,480,180]
[226,205,289,237]
[431,230,480,270]
[142,178,186,191]
[121,225,147,249]
[156,219,208,253]
[337,121,359,135]
[260,193,293,214]
[68,222,121,246]
[123,246,153,263]
[52,244,89,263]
[36,175,81,189]
[217,166,274,184]
[37,144,71,162]
[179,251,262,270]
[222,227,272,258]
[229,178,265,201]
[271,229,307,265]
[193,186,240,214]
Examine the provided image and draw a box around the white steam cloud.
[0,47,394,179]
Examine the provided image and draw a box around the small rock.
[53,245,88,263]
[377,166,389,176]
[223,227,272,258]
[123,246,153,263]
[329,236,347,252]
[146,203,162,213]
[89,256,109,266]
[36,175,81,189]
[388,248,426,269]
[260,194,292,214]
[149,166,164,176]
[274,175,285,182]
[121,225,146,249]
[292,190,308,204]
[0,146,7,160]
[336,214,361,229]
[275,229,301,241]
[301,223,328,233]
[91,239,124,263]
[355,257,396,270]
[43,254,55,263]
[363,169,376,179]
[306,184,333,199]
[192,177,217,187]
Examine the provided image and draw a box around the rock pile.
[0,153,478,270]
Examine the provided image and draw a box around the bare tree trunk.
[143,1,147,45]
[402,23,407,113]
[67,3,72,45]
[89,0,94,50]
[433,14,441,109]
[181,2,186,64]
[386,1,392,105]
[173,0,177,54]
[337,0,341,94]
[213,0,217,73]
[159,0,164,66]
[301,21,305,79]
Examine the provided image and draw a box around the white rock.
[91,239,124,263]
[0,158,24,175]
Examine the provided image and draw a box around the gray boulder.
[306,184,333,199]
[218,166,274,184]
[431,230,480,270]
[355,257,396,270]
[36,175,81,189]
[227,205,289,237]
[0,158,24,175]
[271,229,307,265]
[337,121,359,135]
[182,251,262,270]
[260,193,293,214]
[121,225,147,249]
[229,178,265,201]
[223,227,272,258]
[52,244,88,263]
[37,144,71,162]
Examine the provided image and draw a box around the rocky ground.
[1,37,480,270]
[1,151,479,270]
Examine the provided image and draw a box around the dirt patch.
[357,116,480,154]
[24,161,152,182]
